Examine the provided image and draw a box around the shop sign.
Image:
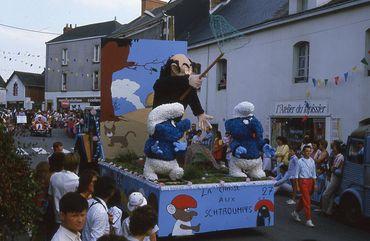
[58,97,101,103]
[273,100,329,116]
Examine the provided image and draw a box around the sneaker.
[286,199,296,205]
[291,211,301,222]
[305,220,315,227]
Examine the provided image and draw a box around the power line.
[0,23,60,35]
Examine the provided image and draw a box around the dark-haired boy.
[82,176,116,241]
[52,192,88,241]
[129,205,158,241]
[49,142,64,172]
[291,145,317,227]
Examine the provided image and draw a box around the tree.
[0,123,41,240]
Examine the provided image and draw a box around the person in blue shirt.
[274,164,292,194]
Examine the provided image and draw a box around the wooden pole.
[179,52,224,101]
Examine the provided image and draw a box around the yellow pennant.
[306,89,311,98]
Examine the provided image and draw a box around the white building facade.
[188,0,370,146]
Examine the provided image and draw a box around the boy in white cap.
[122,192,159,241]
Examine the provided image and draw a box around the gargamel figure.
[153,54,213,130]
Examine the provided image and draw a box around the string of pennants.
[0,50,44,58]
[308,56,369,89]
[0,49,100,77]
[0,49,45,69]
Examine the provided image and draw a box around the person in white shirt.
[49,154,80,225]
[82,176,116,241]
[129,205,158,241]
[191,130,202,145]
[122,192,159,241]
[291,145,317,228]
[52,192,88,241]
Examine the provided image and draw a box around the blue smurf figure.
[144,102,190,181]
[225,101,266,178]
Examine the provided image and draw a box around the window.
[348,139,364,165]
[293,41,310,83]
[62,48,68,65]
[297,0,308,12]
[93,45,100,62]
[13,82,18,96]
[192,63,201,74]
[62,73,67,91]
[93,71,99,90]
[217,59,227,90]
[366,29,370,76]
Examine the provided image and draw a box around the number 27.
[262,187,273,196]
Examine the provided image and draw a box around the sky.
[0,0,169,80]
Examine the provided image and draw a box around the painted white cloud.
[111,78,145,109]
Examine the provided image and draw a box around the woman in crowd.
[310,140,321,160]
[77,169,99,200]
[315,139,329,168]
[275,136,290,166]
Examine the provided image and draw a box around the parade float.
[98,38,274,237]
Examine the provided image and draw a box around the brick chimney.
[63,24,73,34]
[141,0,166,15]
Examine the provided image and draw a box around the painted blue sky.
[112,39,187,115]
[0,0,169,80]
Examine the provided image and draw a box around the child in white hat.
[122,192,159,241]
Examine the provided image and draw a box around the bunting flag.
[312,78,317,87]
[317,79,322,87]
[352,66,358,72]
[334,76,340,85]
[324,79,328,86]
[361,57,369,65]
[344,72,349,82]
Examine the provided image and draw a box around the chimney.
[141,0,166,15]
[63,23,73,34]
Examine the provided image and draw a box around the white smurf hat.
[147,102,184,135]
[233,101,255,118]
[127,192,148,212]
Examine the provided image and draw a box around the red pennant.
[334,76,340,85]
[368,50,370,54]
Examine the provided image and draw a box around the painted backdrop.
[100,39,187,158]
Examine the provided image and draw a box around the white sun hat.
[233,101,255,118]
[127,192,148,212]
